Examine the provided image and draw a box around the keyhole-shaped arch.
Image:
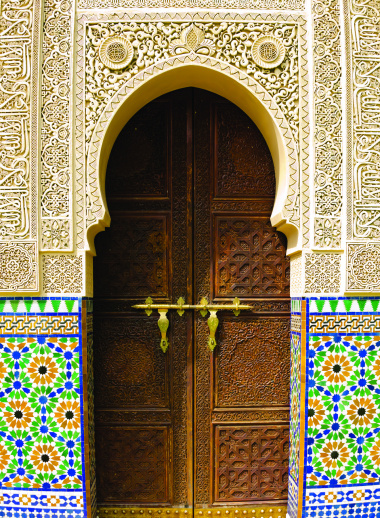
[86,58,300,255]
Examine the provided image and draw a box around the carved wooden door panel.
[93,88,290,511]
[192,91,290,507]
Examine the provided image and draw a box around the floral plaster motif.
[313,0,343,248]
[347,244,380,291]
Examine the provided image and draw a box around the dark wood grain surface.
[93,88,290,508]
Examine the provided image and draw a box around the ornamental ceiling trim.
[75,12,308,253]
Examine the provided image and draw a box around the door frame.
[82,32,306,515]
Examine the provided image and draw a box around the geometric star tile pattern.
[2,296,379,518]
[0,298,87,518]
[307,334,380,486]
[288,297,380,518]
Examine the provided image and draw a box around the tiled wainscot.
[0,298,92,518]
[288,298,380,518]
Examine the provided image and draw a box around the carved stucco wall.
[0,0,378,296]
[79,13,307,256]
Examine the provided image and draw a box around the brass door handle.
[133,297,251,352]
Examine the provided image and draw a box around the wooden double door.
[93,88,291,510]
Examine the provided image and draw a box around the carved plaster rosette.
[347,244,380,291]
[252,35,286,68]
[99,36,134,69]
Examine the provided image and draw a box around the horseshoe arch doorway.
[93,87,291,514]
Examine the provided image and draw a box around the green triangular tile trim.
[37,300,47,312]
[0,301,5,313]
[344,300,353,312]
[316,300,325,312]
[330,300,338,313]
[371,300,380,312]
[24,300,33,313]
[52,300,61,313]
[65,300,75,312]
[10,300,20,312]
[358,300,367,312]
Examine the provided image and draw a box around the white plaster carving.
[170,25,215,55]
[3,0,380,296]
[41,219,70,250]
[313,0,343,249]
[99,36,134,70]
[0,0,33,240]
[349,0,380,240]
[0,242,37,291]
[78,0,305,9]
[304,253,341,294]
[314,218,341,249]
[290,253,303,297]
[42,254,83,294]
[76,13,308,255]
[85,20,300,149]
[252,35,286,69]
[41,0,73,250]
[347,244,380,292]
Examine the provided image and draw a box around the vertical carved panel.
[94,215,169,299]
[215,426,289,502]
[195,90,290,506]
[96,427,170,504]
[194,90,213,505]
[214,217,290,298]
[41,0,73,250]
[170,91,192,505]
[214,103,275,198]
[93,90,190,507]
